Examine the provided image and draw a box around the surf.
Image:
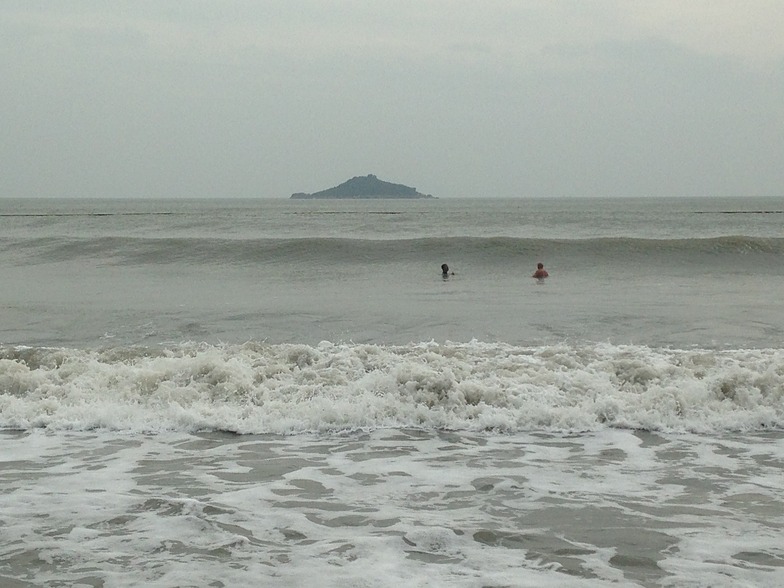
[2,340,782,435]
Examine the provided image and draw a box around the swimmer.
[441,263,454,279]
[532,262,549,280]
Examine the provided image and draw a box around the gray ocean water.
[1,196,783,349]
[1,196,783,587]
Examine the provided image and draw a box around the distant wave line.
[290,211,404,215]
[694,210,784,214]
[0,212,181,218]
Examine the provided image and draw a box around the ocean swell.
[4,235,784,267]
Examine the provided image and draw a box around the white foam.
[1,341,783,434]
[2,429,782,586]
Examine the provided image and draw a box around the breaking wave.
[1,340,782,435]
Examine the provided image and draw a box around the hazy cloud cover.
[2,1,783,198]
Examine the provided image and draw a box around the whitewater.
[1,341,782,435]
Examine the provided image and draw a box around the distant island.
[291,174,435,199]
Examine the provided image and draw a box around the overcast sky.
[2,1,783,198]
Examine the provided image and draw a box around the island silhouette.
[291,174,434,199]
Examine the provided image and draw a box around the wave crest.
[6,235,784,267]
[1,341,781,435]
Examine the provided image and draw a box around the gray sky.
[2,1,783,199]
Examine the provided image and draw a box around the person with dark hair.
[532,262,549,281]
[441,263,454,279]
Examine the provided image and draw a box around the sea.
[0,196,783,587]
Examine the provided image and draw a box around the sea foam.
[1,341,782,435]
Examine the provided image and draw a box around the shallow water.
[2,429,783,587]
